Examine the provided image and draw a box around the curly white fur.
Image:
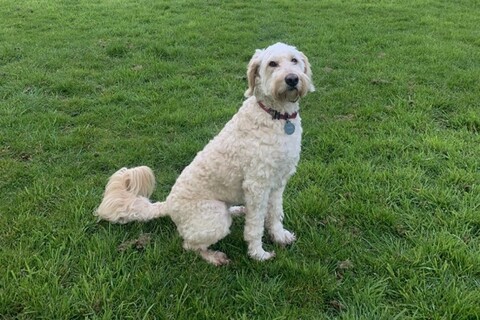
[96,42,314,265]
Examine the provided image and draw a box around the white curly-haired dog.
[96,42,314,265]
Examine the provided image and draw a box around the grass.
[1,0,479,318]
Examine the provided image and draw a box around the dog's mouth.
[284,86,300,102]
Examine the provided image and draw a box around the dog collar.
[258,101,297,135]
[258,101,298,120]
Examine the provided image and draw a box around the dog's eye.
[291,58,298,64]
[268,61,278,67]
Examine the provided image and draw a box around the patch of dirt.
[328,299,345,311]
[370,78,391,85]
[117,233,152,252]
[338,259,354,271]
[334,114,355,121]
[336,259,354,280]
[323,66,334,73]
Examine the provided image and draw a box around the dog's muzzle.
[285,73,299,90]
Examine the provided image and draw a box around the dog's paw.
[272,229,296,246]
[210,251,231,266]
[249,248,276,261]
[200,250,231,266]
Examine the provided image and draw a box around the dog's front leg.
[244,188,275,261]
[266,185,296,246]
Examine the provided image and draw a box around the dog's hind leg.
[175,200,233,265]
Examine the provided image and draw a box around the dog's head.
[245,43,315,102]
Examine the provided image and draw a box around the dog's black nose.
[285,74,299,87]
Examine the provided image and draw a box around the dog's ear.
[244,49,264,97]
[300,52,315,92]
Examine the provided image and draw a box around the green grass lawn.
[1,0,479,318]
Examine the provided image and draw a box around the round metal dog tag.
[284,121,295,135]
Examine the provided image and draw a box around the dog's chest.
[255,120,302,177]
[275,125,301,164]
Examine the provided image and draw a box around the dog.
[96,42,314,265]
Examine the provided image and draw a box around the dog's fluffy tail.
[95,166,167,224]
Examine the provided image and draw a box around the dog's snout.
[285,74,299,88]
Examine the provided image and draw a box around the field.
[1,0,479,319]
